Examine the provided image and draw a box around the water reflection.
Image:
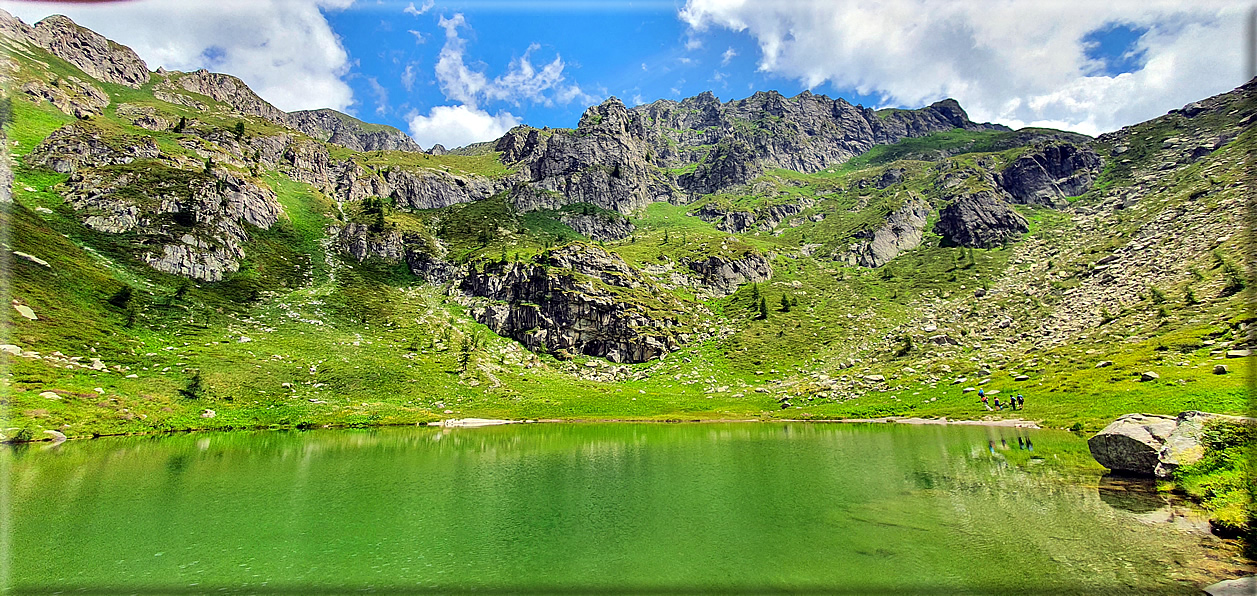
[1097,474,1166,514]
[7,423,1246,594]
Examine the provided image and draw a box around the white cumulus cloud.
[679,0,1250,136]
[434,12,594,108]
[404,0,434,17]
[0,0,357,112]
[407,105,520,150]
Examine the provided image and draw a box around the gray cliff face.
[678,138,763,195]
[383,167,497,210]
[558,212,636,241]
[288,108,423,153]
[456,244,686,363]
[26,122,160,173]
[842,198,930,267]
[0,11,150,89]
[686,253,773,297]
[933,190,1029,248]
[997,142,1102,206]
[336,223,407,263]
[495,98,676,214]
[60,166,281,281]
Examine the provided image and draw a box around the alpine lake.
[8,422,1252,594]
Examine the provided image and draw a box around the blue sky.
[1,1,1250,149]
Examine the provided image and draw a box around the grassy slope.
[1,33,1250,458]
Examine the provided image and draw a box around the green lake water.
[5,423,1245,594]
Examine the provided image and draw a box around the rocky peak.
[577,97,634,134]
[163,69,296,129]
[27,14,150,89]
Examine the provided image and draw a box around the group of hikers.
[978,388,1023,411]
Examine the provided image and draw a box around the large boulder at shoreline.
[1087,414,1177,476]
[1089,411,1253,478]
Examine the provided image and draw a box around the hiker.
[981,393,989,409]
[1025,437,1034,451]
[1017,436,1025,449]
[1017,394,1024,409]
[978,388,985,400]
[994,397,1000,410]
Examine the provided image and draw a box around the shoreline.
[11,414,1049,445]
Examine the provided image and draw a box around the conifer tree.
[758,296,769,320]
[780,294,791,312]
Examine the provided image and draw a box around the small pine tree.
[663,229,669,244]
[758,296,769,320]
[180,371,204,399]
[780,294,791,312]
[109,285,134,309]
[233,121,245,140]
[1184,287,1199,305]
[174,116,187,133]
[750,283,760,308]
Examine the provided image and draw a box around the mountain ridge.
[0,9,1251,462]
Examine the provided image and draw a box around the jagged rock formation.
[686,254,773,296]
[634,91,1007,176]
[0,10,149,88]
[678,138,763,194]
[998,143,1102,206]
[457,244,687,363]
[427,144,448,155]
[842,198,930,267]
[26,122,160,172]
[288,108,422,152]
[495,98,676,214]
[934,191,1029,248]
[60,164,281,281]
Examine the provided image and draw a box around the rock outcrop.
[288,108,423,153]
[997,142,1102,206]
[633,91,1008,178]
[1088,411,1253,478]
[686,253,773,296]
[558,211,636,241]
[160,69,295,128]
[843,198,930,267]
[60,164,281,281]
[26,122,160,173]
[933,191,1028,248]
[495,98,676,214]
[696,199,815,233]
[20,77,110,119]
[456,244,687,363]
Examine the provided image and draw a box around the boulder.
[1213,364,1229,375]
[1095,360,1113,368]
[1225,349,1250,358]
[1139,371,1159,382]
[1204,577,1257,596]
[1090,411,1254,478]
[1087,414,1177,476]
